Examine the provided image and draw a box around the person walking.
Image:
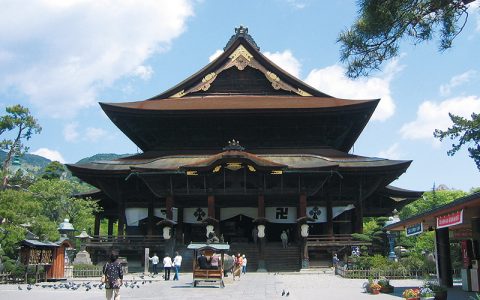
[103,252,123,300]
[173,251,182,280]
[149,253,159,275]
[280,230,288,248]
[163,253,173,280]
[241,254,247,274]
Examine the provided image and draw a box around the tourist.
[103,251,123,300]
[149,252,159,275]
[233,253,242,280]
[163,253,173,280]
[197,251,210,269]
[173,251,182,280]
[332,253,339,267]
[280,230,288,248]
[242,254,247,274]
[210,253,220,269]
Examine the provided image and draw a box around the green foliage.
[399,189,467,220]
[338,0,472,78]
[73,264,102,271]
[41,161,66,180]
[434,112,480,171]
[0,105,42,187]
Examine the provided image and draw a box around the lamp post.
[386,231,397,261]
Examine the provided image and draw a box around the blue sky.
[0,0,479,192]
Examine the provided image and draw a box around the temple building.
[67,26,422,271]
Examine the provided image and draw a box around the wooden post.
[298,193,307,218]
[436,227,453,287]
[207,195,215,218]
[147,202,154,236]
[107,218,114,236]
[144,248,150,274]
[94,214,101,236]
[258,194,265,218]
[355,182,364,233]
[327,194,333,236]
[166,195,174,220]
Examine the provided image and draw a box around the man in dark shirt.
[197,251,210,269]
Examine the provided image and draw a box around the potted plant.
[419,287,434,300]
[362,277,374,293]
[424,281,447,300]
[402,288,420,300]
[378,277,394,293]
[370,282,382,295]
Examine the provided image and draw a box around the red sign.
[437,210,463,228]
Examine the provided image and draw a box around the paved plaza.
[0,272,476,300]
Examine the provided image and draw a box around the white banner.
[125,208,148,226]
[183,207,208,224]
[266,207,297,223]
[220,207,257,221]
[154,208,178,222]
[333,204,355,219]
[307,206,327,223]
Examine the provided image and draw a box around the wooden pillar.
[258,194,265,218]
[118,200,125,238]
[147,201,154,236]
[436,227,453,287]
[107,218,114,236]
[355,182,364,234]
[94,214,101,236]
[166,195,174,220]
[298,193,307,218]
[326,194,334,236]
[207,195,215,218]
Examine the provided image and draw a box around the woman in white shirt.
[173,251,182,280]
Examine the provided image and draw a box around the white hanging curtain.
[154,208,178,222]
[125,208,148,226]
[183,207,208,224]
[265,207,297,223]
[220,207,257,221]
[332,204,355,219]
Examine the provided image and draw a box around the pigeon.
[27,285,33,291]
[17,286,22,290]
[282,290,285,296]
[286,292,290,297]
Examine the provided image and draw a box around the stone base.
[257,260,267,272]
[73,250,93,265]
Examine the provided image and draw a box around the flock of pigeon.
[281,289,290,297]
[17,275,155,292]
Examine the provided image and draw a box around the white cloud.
[132,65,154,80]
[0,0,194,118]
[285,0,307,9]
[377,143,402,160]
[31,148,66,163]
[208,49,223,62]
[63,122,79,142]
[85,127,108,142]
[304,59,403,121]
[439,70,477,96]
[400,95,480,144]
[263,50,301,78]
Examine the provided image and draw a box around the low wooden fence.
[72,268,103,278]
[336,265,436,279]
[0,273,24,284]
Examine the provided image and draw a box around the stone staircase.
[264,243,301,272]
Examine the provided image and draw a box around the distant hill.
[76,153,133,164]
[0,151,51,172]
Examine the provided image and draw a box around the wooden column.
[147,201,154,236]
[436,227,453,287]
[355,182,364,234]
[207,195,215,218]
[326,194,333,236]
[298,193,307,218]
[94,214,101,236]
[257,194,265,218]
[166,195,174,220]
[107,218,114,236]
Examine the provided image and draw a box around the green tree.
[41,161,66,180]
[434,112,480,171]
[338,0,475,78]
[0,105,41,188]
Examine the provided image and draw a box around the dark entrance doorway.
[220,215,254,243]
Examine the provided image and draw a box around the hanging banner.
[266,207,297,223]
[125,208,148,226]
[220,207,257,221]
[154,208,178,222]
[437,210,463,229]
[332,204,355,219]
[183,207,208,224]
[406,222,423,237]
[306,206,327,223]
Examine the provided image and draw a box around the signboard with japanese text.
[437,210,463,229]
[406,222,423,237]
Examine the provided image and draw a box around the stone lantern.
[58,219,75,237]
[73,229,92,265]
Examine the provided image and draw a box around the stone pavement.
[0,272,476,300]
